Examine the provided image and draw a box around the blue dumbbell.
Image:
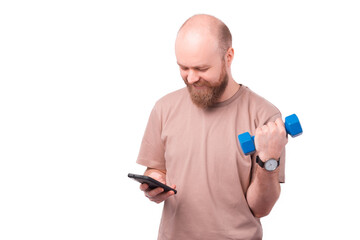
[238,114,303,155]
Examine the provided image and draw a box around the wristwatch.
[256,156,280,172]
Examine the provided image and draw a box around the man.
[137,14,287,240]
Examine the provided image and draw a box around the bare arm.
[140,168,176,204]
[144,167,166,178]
[246,165,281,218]
[246,118,287,218]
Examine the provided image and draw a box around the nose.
[187,69,200,84]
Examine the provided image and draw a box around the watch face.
[264,159,278,171]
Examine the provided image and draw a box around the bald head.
[177,14,232,56]
[175,15,237,108]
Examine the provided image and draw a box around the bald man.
[137,14,287,240]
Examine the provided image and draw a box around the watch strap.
[256,156,280,168]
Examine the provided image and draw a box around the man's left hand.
[254,118,288,161]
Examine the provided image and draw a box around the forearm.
[144,167,166,176]
[144,168,166,181]
[246,166,281,218]
[246,118,287,218]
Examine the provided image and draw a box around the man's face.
[175,33,229,109]
[182,61,228,109]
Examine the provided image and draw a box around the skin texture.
[140,168,175,204]
[175,15,240,108]
[140,14,288,218]
[247,118,288,217]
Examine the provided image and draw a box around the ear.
[225,47,234,67]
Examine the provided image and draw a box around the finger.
[165,189,176,198]
[261,124,269,133]
[275,118,286,135]
[140,183,149,191]
[275,118,284,127]
[266,122,276,133]
[146,187,164,198]
[153,190,175,203]
[164,190,175,199]
[255,124,264,135]
[147,172,166,184]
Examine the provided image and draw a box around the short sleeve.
[136,105,166,171]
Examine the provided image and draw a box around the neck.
[218,78,240,102]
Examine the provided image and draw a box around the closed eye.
[177,62,210,72]
[196,68,209,72]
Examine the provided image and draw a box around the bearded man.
[136,14,287,240]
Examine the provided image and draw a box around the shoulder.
[156,87,188,105]
[151,87,190,119]
[243,86,278,109]
[240,85,282,124]
[154,87,189,110]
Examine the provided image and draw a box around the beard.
[184,63,229,109]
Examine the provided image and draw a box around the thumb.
[148,172,166,184]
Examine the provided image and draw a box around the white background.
[1,0,359,239]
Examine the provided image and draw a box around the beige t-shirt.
[137,85,285,240]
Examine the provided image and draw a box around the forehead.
[175,30,222,67]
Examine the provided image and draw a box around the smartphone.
[128,173,177,194]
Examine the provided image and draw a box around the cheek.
[203,70,220,83]
[179,70,187,81]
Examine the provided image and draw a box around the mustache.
[185,79,212,88]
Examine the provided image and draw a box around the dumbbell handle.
[238,114,303,155]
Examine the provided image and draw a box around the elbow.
[252,208,272,218]
[247,181,281,218]
[249,196,279,218]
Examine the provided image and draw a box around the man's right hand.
[140,168,176,204]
